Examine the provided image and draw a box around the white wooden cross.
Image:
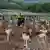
[5,28,12,41]
[22,32,29,48]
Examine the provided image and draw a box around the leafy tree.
[42,3,50,12]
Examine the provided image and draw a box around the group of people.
[36,20,50,50]
[11,13,25,27]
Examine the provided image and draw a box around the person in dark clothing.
[17,13,25,26]
[17,18,22,26]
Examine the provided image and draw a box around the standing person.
[10,16,13,24]
[21,15,25,26]
[17,13,25,27]
[37,28,49,50]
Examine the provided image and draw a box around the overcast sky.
[24,0,39,3]
[0,0,50,3]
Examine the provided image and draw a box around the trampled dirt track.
[0,21,41,50]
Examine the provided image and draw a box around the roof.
[23,13,50,16]
[3,12,50,16]
[0,9,50,16]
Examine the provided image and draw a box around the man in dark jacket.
[17,13,25,26]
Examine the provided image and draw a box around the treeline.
[26,3,50,13]
[0,2,23,9]
[0,2,50,13]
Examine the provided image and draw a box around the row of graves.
[0,13,50,50]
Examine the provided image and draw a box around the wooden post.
[7,34,9,41]
[26,40,28,48]
[32,15,36,37]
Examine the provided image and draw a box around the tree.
[27,4,36,12]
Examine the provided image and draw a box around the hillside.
[0,0,34,9]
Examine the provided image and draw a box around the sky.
[24,0,39,3]
[24,0,50,3]
[24,0,38,1]
[2,0,50,3]
[11,0,39,3]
